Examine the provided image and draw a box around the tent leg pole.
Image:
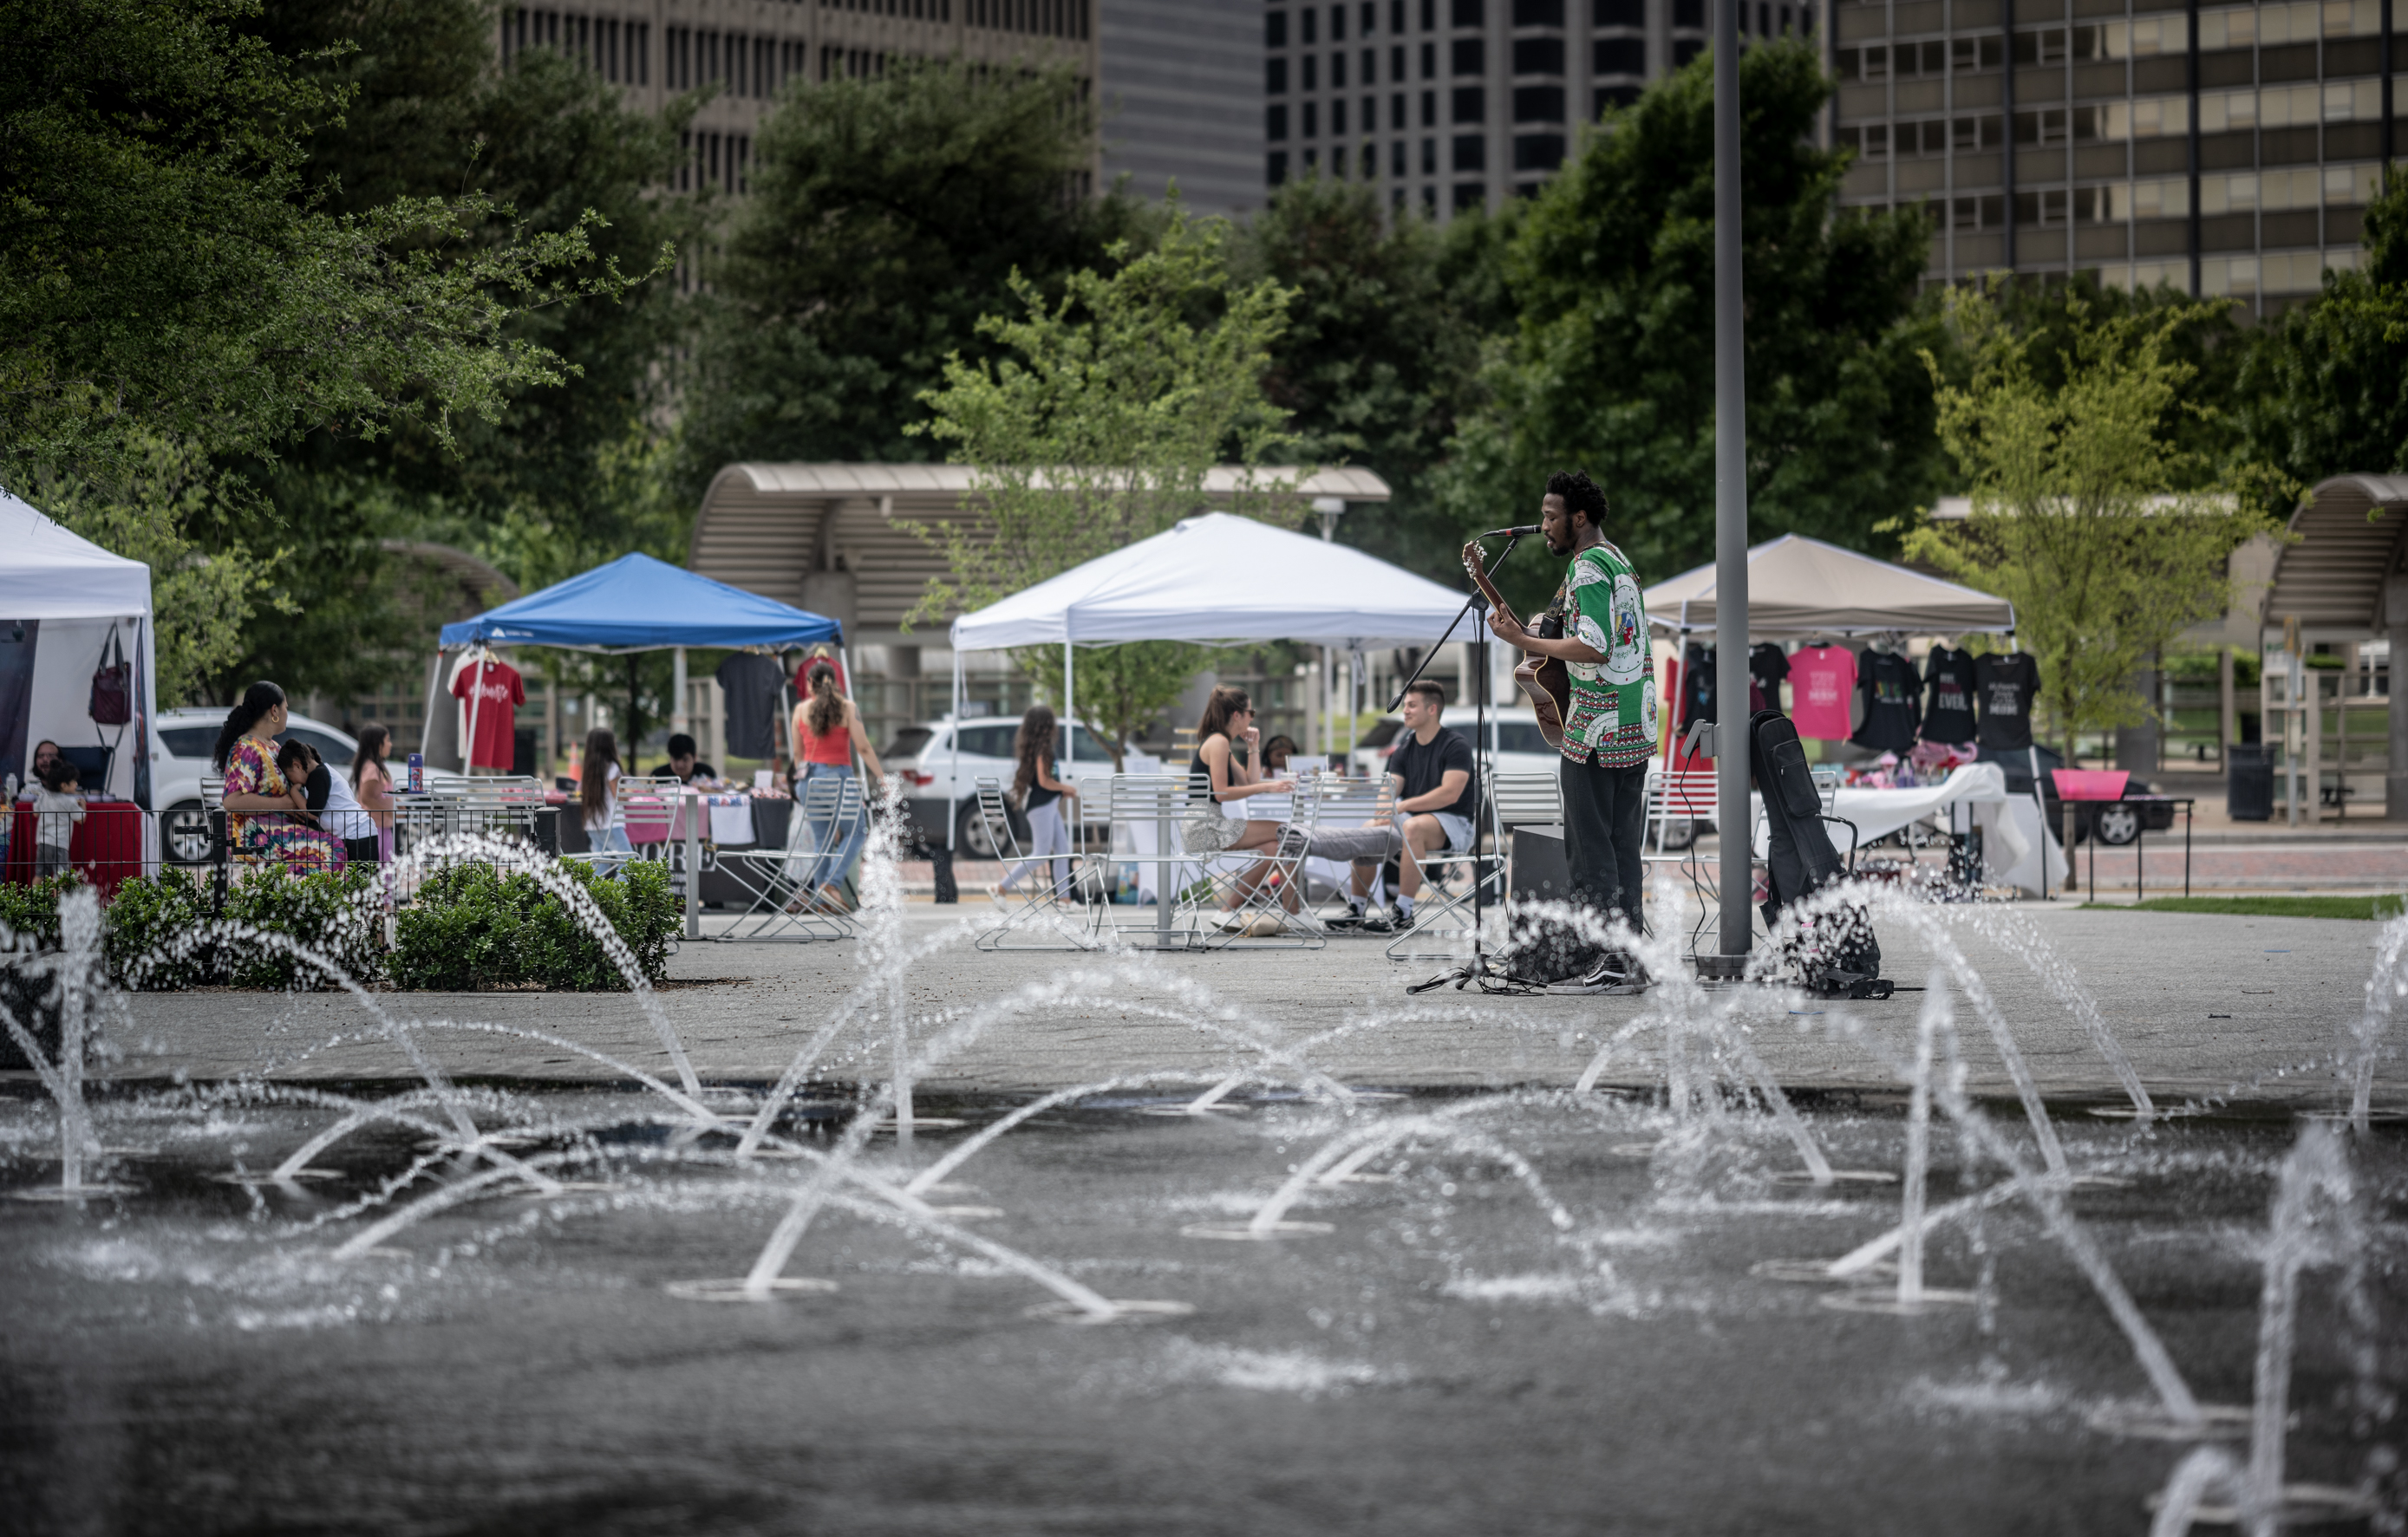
[684,787,701,940]
[464,649,485,777]
[672,647,688,739]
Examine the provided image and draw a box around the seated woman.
[212,682,343,873]
[1181,687,1296,928]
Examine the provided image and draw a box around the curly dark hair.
[1545,470,1609,530]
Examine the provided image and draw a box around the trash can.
[2227,743,2274,821]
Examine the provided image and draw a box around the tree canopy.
[675,60,1148,492]
[1440,40,1943,609]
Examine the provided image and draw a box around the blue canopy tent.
[439,552,841,653]
[432,552,845,778]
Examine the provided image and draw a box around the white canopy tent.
[0,489,160,824]
[945,511,1478,833]
[1646,533,2016,639]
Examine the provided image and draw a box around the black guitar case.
[1746,708,1891,999]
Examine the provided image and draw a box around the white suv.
[150,708,363,864]
[882,714,1117,858]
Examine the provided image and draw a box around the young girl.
[1184,687,1297,927]
[277,739,378,868]
[351,724,395,863]
[30,759,83,878]
[578,727,631,876]
[991,705,1078,903]
[791,660,884,908]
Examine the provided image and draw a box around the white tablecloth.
[1746,762,2065,895]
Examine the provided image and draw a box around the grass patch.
[2084,895,2406,921]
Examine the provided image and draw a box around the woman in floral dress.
[212,681,343,872]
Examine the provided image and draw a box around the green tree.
[911,212,1298,765]
[1440,40,1943,611]
[2234,176,2408,498]
[676,59,1147,490]
[1233,176,1485,583]
[1901,284,2282,762]
[1,0,660,706]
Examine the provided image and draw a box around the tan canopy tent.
[1644,533,2015,638]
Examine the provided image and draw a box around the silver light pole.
[1712,0,1752,974]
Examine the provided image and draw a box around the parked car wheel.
[161,800,212,864]
[955,800,1027,860]
[2093,804,2143,846]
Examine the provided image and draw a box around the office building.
[1830,0,2399,312]
[1263,0,1816,218]
[494,3,1265,217]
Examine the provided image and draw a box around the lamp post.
[1709,0,1753,977]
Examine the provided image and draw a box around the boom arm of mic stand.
[1387,533,1522,713]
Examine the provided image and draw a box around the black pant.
[1560,753,1649,938]
[343,835,382,868]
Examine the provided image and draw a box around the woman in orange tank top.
[792,661,884,909]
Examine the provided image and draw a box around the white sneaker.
[986,882,1012,908]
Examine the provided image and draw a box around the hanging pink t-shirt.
[1788,645,1857,739]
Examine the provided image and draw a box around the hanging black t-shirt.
[1974,651,2041,752]
[715,652,788,759]
[1749,643,1790,706]
[1922,646,1980,745]
[1680,642,1716,724]
[1389,726,1475,824]
[1851,648,1922,752]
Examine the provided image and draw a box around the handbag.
[88,630,131,726]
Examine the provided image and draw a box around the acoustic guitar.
[1460,537,1570,751]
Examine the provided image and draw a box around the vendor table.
[3,800,146,896]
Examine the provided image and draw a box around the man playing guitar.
[1484,470,1657,991]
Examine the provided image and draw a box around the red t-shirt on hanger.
[451,655,526,770]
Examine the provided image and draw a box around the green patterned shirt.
[1553,540,1656,767]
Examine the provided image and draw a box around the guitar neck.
[1461,544,1521,629]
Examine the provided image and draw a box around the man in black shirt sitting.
[649,733,720,786]
[1337,681,1474,930]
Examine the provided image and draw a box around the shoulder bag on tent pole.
[89,628,131,727]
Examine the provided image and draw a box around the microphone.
[1485,524,1543,538]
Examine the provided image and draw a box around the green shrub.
[107,864,382,990]
[0,873,75,948]
[390,857,679,991]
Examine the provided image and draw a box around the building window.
[1365,47,1378,81]
[1269,10,1289,46]
[1366,94,1378,132]
[1365,1,1380,33]
[1335,97,1349,134]
[1595,0,1641,23]
[1269,57,1289,94]
[1304,55,1319,89]
[1513,36,1565,73]
[1393,138,1409,175]
[1452,37,1485,72]
[1423,0,1437,27]
[1393,43,1406,80]
[1954,114,2002,150]
[1269,103,1290,140]
[1393,92,1407,128]
[1452,0,1483,23]
[1596,83,1640,113]
[1423,88,1438,124]
[1513,0,1564,21]
[1595,36,1644,74]
[1454,181,1485,210]
[1514,133,1566,169]
[1515,85,1565,120]
[1674,0,1702,27]
[1453,133,1485,170]
[1335,3,1348,40]
[1423,135,1439,172]
[1362,142,1378,177]
[1304,101,1320,136]
[1393,0,1408,30]
[1304,8,1318,42]
[1335,50,1348,88]
[1453,85,1485,121]
[1425,185,1439,214]
[1395,185,1408,211]
[1673,36,1703,65]
[1270,150,1292,185]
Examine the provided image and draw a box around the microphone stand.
[1399,533,1531,994]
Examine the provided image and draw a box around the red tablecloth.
[3,800,147,896]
